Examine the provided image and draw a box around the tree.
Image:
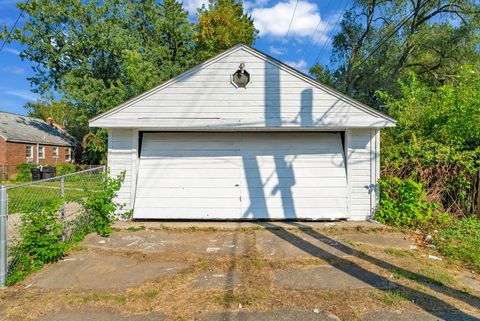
[2,0,195,163]
[311,0,480,106]
[195,0,257,62]
[25,99,77,127]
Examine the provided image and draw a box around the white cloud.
[284,58,308,72]
[180,0,209,14]
[251,0,330,43]
[6,90,38,101]
[1,66,25,75]
[269,46,286,55]
[3,47,20,55]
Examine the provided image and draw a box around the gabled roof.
[0,112,75,146]
[90,44,396,128]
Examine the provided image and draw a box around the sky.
[0,0,350,116]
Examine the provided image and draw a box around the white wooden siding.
[347,128,379,220]
[133,132,348,220]
[91,47,395,129]
[108,128,138,214]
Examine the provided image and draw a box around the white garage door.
[133,132,348,220]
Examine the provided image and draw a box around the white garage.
[90,44,396,221]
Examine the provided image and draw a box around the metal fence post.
[60,176,65,241]
[0,185,7,288]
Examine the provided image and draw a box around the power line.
[302,0,334,62]
[285,0,300,40]
[0,1,28,54]
[355,0,431,68]
[311,0,350,67]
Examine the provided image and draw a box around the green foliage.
[82,129,109,165]
[195,0,257,62]
[6,169,124,285]
[380,68,480,217]
[82,170,126,236]
[14,163,37,182]
[376,176,449,227]
[53,164,77,175]
[437,217,480,273]
[7,201,67,285]
[4,0,194,162]
[383,67,480,151]
[14,163,78,183]
[314,0,480,106]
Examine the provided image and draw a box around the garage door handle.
[234,184,239,187]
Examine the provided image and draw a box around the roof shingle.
[0,112,74,146]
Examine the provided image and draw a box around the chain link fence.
[0,166,105,287]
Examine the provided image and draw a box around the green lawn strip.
[7,187,88,214]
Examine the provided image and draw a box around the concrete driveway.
[1,221,480,321]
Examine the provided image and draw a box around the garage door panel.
[134,208,242,219]
[141,150,241,157]
[242,157,344,169]
[136,187,239,198]
[135,197,241,208]
[137,168,240,179]
[142,142,241,151]
[242,208,345,219]
[239,177,347,188]
[241,167,347,179]
[244,197,347,208]
[138,178,240,188]
[134,132,348,219]
[139,158,242,169]
[240,187,347,198]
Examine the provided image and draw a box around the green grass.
[146,290,159,298]
[371,290,409,306]
[390,266,457,286]
[7,186,87,214]
[6,174,102,214]
[437,217,480,273]
[384,247,414,257]
[127,225,146,232]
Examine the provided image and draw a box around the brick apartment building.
[0,111,75,178]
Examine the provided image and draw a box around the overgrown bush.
[52,163,77,175]
[380,69,480,218]
[7,200,67,285]
[82,170,127,236]
[381,139,479,217]
[376,176,450,227]
[437,217,480,273]
[14,163,37,182]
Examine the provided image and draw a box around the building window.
[65,148,71,161]
[53,147,59,158]
[38,145,45,159]
[26,145,33,160]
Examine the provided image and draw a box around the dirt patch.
[38,310,165,321]
[192,271,243,290]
